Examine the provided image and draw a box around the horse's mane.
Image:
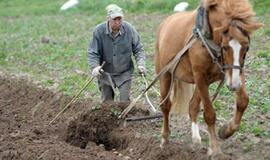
[203,0,263,43]
[224,0,263,33]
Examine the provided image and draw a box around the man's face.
[108,17,122,31]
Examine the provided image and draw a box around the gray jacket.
[88,21,145,86]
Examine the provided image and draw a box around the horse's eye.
[223,30,229,35]
[243,52,247,60]
[241,44,249,53]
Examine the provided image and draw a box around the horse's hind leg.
[219,77,249,139]
[189,87,202,145]
[159,72,172,148]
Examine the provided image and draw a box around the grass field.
[0,0,269,140]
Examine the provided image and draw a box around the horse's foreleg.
[219,77,249,139]
[189,87,202,145]
[195,75,223,156]
[160,73,172,148]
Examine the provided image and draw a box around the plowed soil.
[0,73,269,160]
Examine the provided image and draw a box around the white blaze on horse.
[155,0,262,159]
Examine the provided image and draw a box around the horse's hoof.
[192,136,202,145]
[218,124,234,139]
[210,153,231,160]
[160,138,169,149]
[159,143,164,149]
[191,137,202,152]
[191,142,202,153]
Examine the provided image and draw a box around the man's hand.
[92,66,104,77]
[138,66,146,75]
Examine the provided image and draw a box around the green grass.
[250,0,270,15]
[0,0,199,17]
[0,13,97,95]
[0,0,63,17]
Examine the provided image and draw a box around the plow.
[49,62,163,125]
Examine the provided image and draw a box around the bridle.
[220,20,251,71]
[222,64,243,70]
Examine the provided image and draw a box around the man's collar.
[105,21,125,35]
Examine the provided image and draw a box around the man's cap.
[106,4,124,19]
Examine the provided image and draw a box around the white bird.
[60,0,79,11]
[174,2,189,12]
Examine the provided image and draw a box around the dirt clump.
[63,101,202,160]
[65,102,123,149]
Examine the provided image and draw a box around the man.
[88,4,146,103]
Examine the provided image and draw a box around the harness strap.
[196,28,224,73]
[158,34,195,107]
[211,80,224,102]
[205,38,221,57]
[119,37,197,118]
[144,37,196,97]
[194,6,222,61]
[222,64,242,70]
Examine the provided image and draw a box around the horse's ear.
[202,0,218,10]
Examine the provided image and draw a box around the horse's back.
[156,11,196,70]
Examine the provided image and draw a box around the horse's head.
[220,22,250,91]
[203,0,263,91]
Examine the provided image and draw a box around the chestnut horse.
[155,0,262,158]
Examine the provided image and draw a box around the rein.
[119,37,197,118]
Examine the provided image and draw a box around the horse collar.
[195,6,211,39]
[194,6,222,55]
[193,6,224,71]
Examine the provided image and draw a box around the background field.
[0,0,269,157]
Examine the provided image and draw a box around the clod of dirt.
[41,36,50,44]
[41,36,57,44]
[65,102,126,150]
[64,100,201,160]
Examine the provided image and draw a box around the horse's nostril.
[226,84,237,91]
[230,87,237,91]
[229,84,241,91]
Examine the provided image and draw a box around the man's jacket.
[88,21,145,87]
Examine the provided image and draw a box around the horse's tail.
[171,80,195,115]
